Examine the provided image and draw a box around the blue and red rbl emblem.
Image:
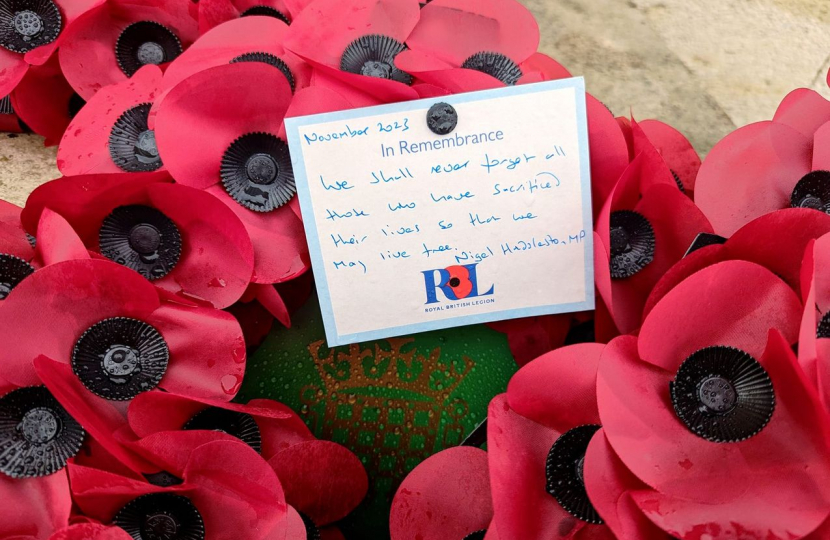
[422,263,495,304]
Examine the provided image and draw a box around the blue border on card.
[285,78,594,346]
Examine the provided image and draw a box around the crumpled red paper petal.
[0,471,72,540]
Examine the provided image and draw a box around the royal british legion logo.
[421,263,495,305]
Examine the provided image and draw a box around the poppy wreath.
[0,0,830,538]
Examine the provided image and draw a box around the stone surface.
[1,0,828,204]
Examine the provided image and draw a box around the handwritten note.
[285,78,594,346]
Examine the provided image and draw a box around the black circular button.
[109,103,163,172]
[220,132,295,212]
[427,102,457,135]
[115,21,182,77]
[0,0,62,53]
[0,386,85,478]
[99,205,182,281]
[340,34,412,85]
[461,52,522,86]
[670,346,775,443]
[72,317,169,401]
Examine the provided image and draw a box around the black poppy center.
[0,253,34,299]
[72,317,170,401]
[246,153,279,185]
[67,92,85,118]
[143,512,179,540]
[449,277,461,287]
[115,21,182,77]
[817,312,830,339]
[461,531,486,540]
[183,407,262,453]
[608,210,655,279]
[220,132,296,212]
[143,471,183,487]
[461,52,523,86]
[114,493,204,540]
[240,5,290,24]
[697,375,737,414]
[340,34,412,85]
[13,10,42,37]
[100,205,182,280]
[19,406,59,443]
[0,0,62,53]
[109,103,163,172]
[791,170,830,213]
[545,424,603,524]
[670,346,775,443]
[0,386,85,478]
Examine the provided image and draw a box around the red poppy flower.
[69,440,288,540]
[487,344,617,539]
[587,95,630,219]
[57,65,163,176]
[9,53,81,146]
[58,0,199,99]
[644,208,830,318]
[0,471,73,540]
[390,446,494,540]
[594,126,712,337]
[487,314,582,367]
[154,62,310,285]
[0,259,245,470]
[22,172,256,308]
[0,198,35,261]
[0,0,102,99]
[283,0,420,103]
[155,15,312,109]
[197,0,313,33]
[395,0,540,92]
[124,391,368,534]
[597,260,830,538]
[695,88,830,236]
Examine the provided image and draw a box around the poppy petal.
[390,446,491,540]
[0,48,28,98]
[204,185,309,285]
[583,430,670,539]
[406,0,539,66]
[154,62,292,190]
[252,284,291,328]
[48,523,133,540]
[147,183,255,308]
[812,121,830,171]
[772,88,830,139]
[487,314,572,367]
[183,440,287,540]
[0,471,71,539]
[695,121,812,236]
[638,119,700,193]
[507,343,604,432]
[639,260,802,371]
[34,208,90,266]
[57,65,163,176]
[586,94,629,216]
[268,440,368,526]
[519,52,571,81]
[146,302,245,399]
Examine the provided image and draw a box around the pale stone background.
[1,0,828,206]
